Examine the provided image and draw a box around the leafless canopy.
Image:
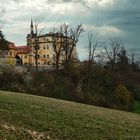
[62,24,84,69]
[51,23,84,69]
[87,33,99,63]
[104,39,123,70]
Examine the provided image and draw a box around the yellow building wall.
[28,36,54,66]
[7,49,17,58]
[27,34,77,66]
[18,54,30,65]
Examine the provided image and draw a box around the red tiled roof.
[16,46,29,49]
[16,46,31,54]
[8,43,16,49]
[1,39,31,54]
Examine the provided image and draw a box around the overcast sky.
[1,0,140,60]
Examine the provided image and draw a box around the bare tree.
[50,26,65,69]
[104,39,122,71]
[103,39,123,88]
[50,24,84,70]
[129,49,140,69]
[27,20,46,72]
[130,49,136,66]
[62,24,84,69]
[117,47,129,71]
[34,24,39,71]
[117,47,128,64]
[82,33,99,89]
[87,33,99,68]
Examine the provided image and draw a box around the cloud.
[84,24,123,35]
[1,0,140,59]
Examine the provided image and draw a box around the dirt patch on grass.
[1,124,50,140]
[28,130,50,140]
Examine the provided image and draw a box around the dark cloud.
[2,0,140,59]
[81,0,140,50]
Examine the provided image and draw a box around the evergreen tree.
[0,31,9,58]
[0,30,8,50]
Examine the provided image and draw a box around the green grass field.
[133,101,140,114]
[0,90,140,140]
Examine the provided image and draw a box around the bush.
[0,66,26,92]
[27,71,77,101]
[132,85,140,101]
[0,61,138,112]
[114,85,133,110]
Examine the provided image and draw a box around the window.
[46,38,49,42]
[35,54,40,59]
[43,45,45,49]
[47,45,49,49]
[44,55,46,58]
[46,44,49,49]
[34,45,40,50]
[47,54,49,58]
[10,51,12,55]
[24,54,27,59]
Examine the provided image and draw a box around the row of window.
[20,55,28,59]
[9,51,15,56]
[36,54,50,59]
[9,51,28,59]
[43,54,49,58]
[33,45,50,50]
[36,61,50,65]
[43,45,49,50]
[8,51,50,59]
[40,37,50,42]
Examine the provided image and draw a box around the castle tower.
[30,19,34,37]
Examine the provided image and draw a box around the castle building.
[26,20,77,67]
[0,38,31,66]
[0,20,77,67]
[0,41,16,65]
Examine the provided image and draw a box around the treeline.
[0,25,140,111]
[0,38,140,111]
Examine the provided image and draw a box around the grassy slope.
[0,91,140,140]
[133,101,140,114]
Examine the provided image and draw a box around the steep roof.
[16,46,31,54]
[8,42,16,49]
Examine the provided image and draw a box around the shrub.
[132,85,140,101]
[114,85,133,110]
[28,71,77,101]
[0,66,26,92]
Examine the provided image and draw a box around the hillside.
[0,91,140,140]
